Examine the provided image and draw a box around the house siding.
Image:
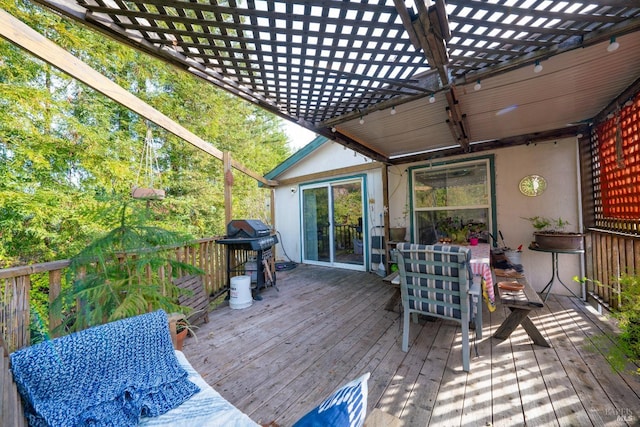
[273,137,582,295]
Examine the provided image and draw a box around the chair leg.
[475,297,483,339]
[402,306,410,352]
[461,319,470,372]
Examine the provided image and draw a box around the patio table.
[494,274,550,347]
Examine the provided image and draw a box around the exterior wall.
[494,137,583,296]
[275,140,371,180]
[394,137,582,295]
[274,137,584,296]
[273,142,382,271]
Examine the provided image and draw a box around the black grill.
[216,220,278,297]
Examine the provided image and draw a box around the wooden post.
[382,165,391,272]
[270,188,277,258]
[48,270,62,335]
[224,151,233,225]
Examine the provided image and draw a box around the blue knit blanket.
[10,310,200,427]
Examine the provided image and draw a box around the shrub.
[576,273,640,374]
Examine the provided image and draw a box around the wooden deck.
[182,264,640,426]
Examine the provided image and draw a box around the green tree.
[0,0,290,270]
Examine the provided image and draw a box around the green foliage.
[523,216,569,232]
[616,274,640,371]
[0,0,290,331]
[29,306,50,345]
[0,0,290,269]
[574,274,640,374]
[52,203,203,334]
[331,182,363,227]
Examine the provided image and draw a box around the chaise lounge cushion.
[293,372,370,427]
[10,310,199,427]
[139,350,259,427]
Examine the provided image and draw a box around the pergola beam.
[0,8,277,187]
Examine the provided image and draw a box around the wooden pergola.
[4,1,640,233]
[6,0,640,164]
[2,4,640,424]
[3,1,640,304]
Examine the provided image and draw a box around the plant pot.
[534,232,584,250]
[390,227,406,242]
[131,187,165,200]
[176,327,188,351]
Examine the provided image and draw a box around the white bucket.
[230,275,252,309]
[505,250,522,265]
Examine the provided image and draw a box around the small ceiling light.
[390,106,396,115]
[533,60,543,73]
[607,36,619,52]
[359,116,365,125]
[474,80,481,91]
[331,126,336,133]
[429,93,436,103]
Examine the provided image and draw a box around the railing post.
[48,269,62,336]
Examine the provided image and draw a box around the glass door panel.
[302,186,329,262]
[332,181,364,267]
[301,179,365,270]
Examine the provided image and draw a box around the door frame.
[299,175,368,271]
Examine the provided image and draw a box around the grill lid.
[227,219,271,238]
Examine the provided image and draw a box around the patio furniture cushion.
[397,243,473,319]
[139,350,259,427]
[395,243,481,372]
[9,310,199,427]
[292,372,370,427]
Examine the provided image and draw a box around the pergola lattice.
[26,0,640,162]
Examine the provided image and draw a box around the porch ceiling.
[30,0,640,163]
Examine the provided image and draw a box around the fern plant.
[53,202,203,334]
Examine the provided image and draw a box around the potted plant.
[524,216,584,250]
[175,318,199,351]
[467,223,487,246]
[52,202,203,334]
[436,216,470,244]
[390,217,407,242]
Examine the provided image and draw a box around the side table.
[528,245,584,301]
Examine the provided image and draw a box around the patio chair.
[395,243,482,372]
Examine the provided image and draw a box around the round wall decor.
[519,174,547,197]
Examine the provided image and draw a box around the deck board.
[182,264,640,426]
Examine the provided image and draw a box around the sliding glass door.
[301,178,365,270]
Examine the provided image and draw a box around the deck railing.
[584,229,640,310]
[0,236,230,353]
